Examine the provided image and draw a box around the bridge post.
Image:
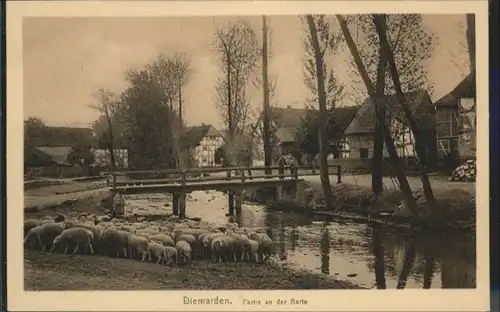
[179,192,187,219]
[228,190,235,216]
[235,190,243,217]
[172,193,179,215]
[337,165,342,184]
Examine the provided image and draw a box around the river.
[127,189,476,289]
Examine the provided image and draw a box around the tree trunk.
[305,15,335,210]
[336,14,420,218]
[262,15,272,175]
[466,14,476,78]
[372,35,387,196]
[104,110,116,171]
[373,14,436,214]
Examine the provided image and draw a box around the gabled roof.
[270,105,361,143]
[434,73,476,107]
[27,126,94,147]
[181,124,223,148]
[344,90,434,135]
[35,146,73,165]
[24,145,57,167]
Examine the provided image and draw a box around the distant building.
[182,124,224,167]
[269,105,360,161]
[343,90,437,164]
[92,131,129,169]
[25,126,94,167]
[433,73,476,159]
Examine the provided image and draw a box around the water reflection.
[184,191,476,289]
[320,228,330,275]
[371,225,386,289]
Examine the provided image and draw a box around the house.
[433,73,476,159]
[343,90,437,165]
[270,105,360,160]
[24,126,97,178]
[92,131,129,169]
[271,106,307,155]
[25,126,94,167]
[181,124,224,167]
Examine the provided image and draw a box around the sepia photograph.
[7,1,489,311]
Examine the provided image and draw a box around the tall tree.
[303,15,343,210]
[466,14,475,78]
[373,14,437,213]
[262,15,272,174]
[212,19,260,165]
[89,88,119,171]
[24,117,47,145]
[346,15,435,196]
[118,66,179,170]
[336,14,420,218]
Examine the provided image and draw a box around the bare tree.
[336,14,421,217]
[347,14,436,103]
[303,15,344,210]
[373,14,437,212]
[89,88,119,171]
[212,19,260,165]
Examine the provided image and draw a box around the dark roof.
[332,105,362,133]
[24,145,57,167]
[270,105,361,143]
[344,90,435,135]
[181,124,223,148]
[28,126,94,147]
[434,74,476,107]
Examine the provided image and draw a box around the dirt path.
[24,188,107,210]
[305,174,475,193]
[24,250,359,290]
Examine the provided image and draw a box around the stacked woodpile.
[449,159,476,182]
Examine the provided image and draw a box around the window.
[359,148,369,159]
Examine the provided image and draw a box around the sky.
[23,14,470,129]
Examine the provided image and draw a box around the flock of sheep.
[23,214,276,266]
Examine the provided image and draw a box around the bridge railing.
[105,164,342,191]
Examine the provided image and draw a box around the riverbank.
[23,189,361,290]
[246,176,476,231]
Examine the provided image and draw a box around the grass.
[24,250,361,290]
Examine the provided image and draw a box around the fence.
[25,166,101,179]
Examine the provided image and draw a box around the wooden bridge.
[107,164,342,219]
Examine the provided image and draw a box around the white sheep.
[248,239,260,263]
[164,246,178,265]
[101,228,128,258]
[226,230,251,262]
[145,242,167,264]
[50,227,94,255]
[248,233,274,262]
[175,240,192,263]
[37,222,66,251]
[24,225,43,249]
[127,234,149,260]
[175,233,196,249]
[196,232,212,259]
[24,219,41,237]
[211,236,235,263]
[149,234,174,247]
[201,232,225,259]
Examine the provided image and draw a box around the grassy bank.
[256,178,475,231]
